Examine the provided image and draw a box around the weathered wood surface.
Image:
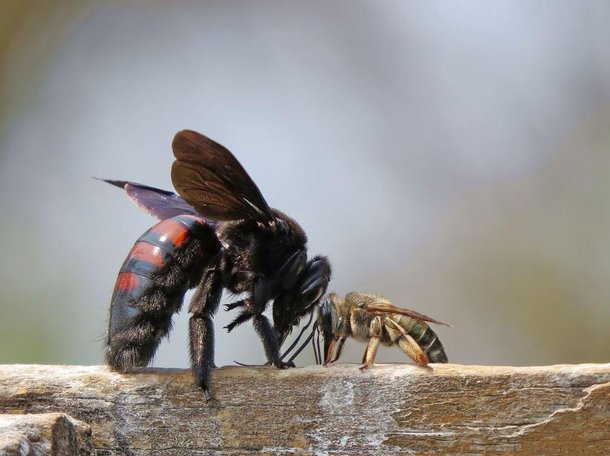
[0,412,91,456]
[0,364,609,455]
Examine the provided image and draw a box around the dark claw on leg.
[224,300,245,312]
[224,309,254,333]
[274,360,295,369]
[203,388,213,402]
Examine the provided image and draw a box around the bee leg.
[360,316,382,370]
[329,337,346,364]
[224,299,246,312]
[252,313,289,368]
[383,318,429,367]
[249,277,294,369]
[323,337,338,366]
[224,305,253,332]
[398,333,429,367]
[188,268,223,400]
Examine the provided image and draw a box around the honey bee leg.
[188,269,223,400]
[329,337,346,363]
[383,319,429,367]
[399,334,429,367]
[323,337,338,366]
[360,316,382,370]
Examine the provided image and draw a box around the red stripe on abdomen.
[115,272,142,290]
[149,219,190,248]
[128,241,165,267]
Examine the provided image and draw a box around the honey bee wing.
[365,302,450,327]
[97,178,200,220]
[171,130,275,222]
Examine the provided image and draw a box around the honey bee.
[317,292,448,369]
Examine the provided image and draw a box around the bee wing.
[366,302,450,327]
[97,178,200,220]
[171,130,275,222]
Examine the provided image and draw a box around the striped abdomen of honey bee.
[318,291,449,369]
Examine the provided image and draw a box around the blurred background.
[1,1,609,370]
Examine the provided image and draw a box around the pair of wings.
[364,301,450,327]
[102,130,275,224]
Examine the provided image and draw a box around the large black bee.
[102,130,331,400]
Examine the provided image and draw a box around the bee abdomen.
[106,215,220,370]
[402,318,448,363]
[109,215,214,314]
[425,335,448,363]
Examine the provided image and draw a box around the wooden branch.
[0,413,91,456]
[1,364,609,455]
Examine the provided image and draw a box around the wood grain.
[1,363,609,455]
[0,412,91,455]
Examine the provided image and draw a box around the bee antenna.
[280,311,315,360]
[286,322,318,365]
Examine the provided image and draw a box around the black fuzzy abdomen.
[106,215,221,370]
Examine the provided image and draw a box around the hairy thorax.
[216,211,308,293]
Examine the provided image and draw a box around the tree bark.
[0,363,609,455]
